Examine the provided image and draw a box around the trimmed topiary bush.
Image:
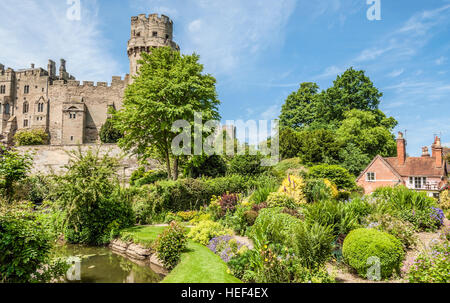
[14,129,48,146]
[342,228,404,280]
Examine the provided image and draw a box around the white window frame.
[366,172,376,182]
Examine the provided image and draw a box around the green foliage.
[308,164,356,190]
[184,154,227,178]
[14,129,48,146]
[0,208,68,283]
[132,170,168,187]
[292,222,334,269]
[365,214,416,249]
[279,82,321,130]
[338,143,372,176]
[373,186,437,211]
[99,116,123,143]
[228,153,268,176]
[270,157,305,179]
[155,221,187,270]
[114,47,220,180]
[304,200,360,237]
[342,228,404,280]
[297,129,342,165]
[243,210,258,227]
[187,220,233,245]
[0,146,32,201]
[304,179,333,203]
[409,242,450,283]
[266,192,297,209]
[279,128,303,160]
[249,183,278,204]
[336,109,397,160]
[249,207,302,247]
[55,147,134,245]
[396,208,443,232]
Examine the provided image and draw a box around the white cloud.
[0,0,121,82]
[388,69,404,78]
[314,65,346,79]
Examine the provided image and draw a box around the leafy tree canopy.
[114,47,220,180]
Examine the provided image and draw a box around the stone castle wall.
[16,144,160,180]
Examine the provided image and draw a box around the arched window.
[4,103,10,115]
[38,102,44,113]
[23,101,29,114]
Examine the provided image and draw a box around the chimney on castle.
[397,132,406,165]
[59,59,66,79]
[421,146,430,157]
[47,60,56,78]
[431,136,443,168]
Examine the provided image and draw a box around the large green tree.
[114,47,220,180]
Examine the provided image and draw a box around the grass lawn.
[119,225,241,283]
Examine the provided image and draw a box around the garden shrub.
[304,179,333,203]
[249,207,302,248]
[373,186,437,212]
[0,209,68,282]
[184,154,227,178]
[342,228,404,280]
[0,146,32,202]
[266,192,296,209]
[292,221,334,269]
[221,203,251,236]
[408,242,450,283]
[55,147,135,245]
[396,207,444,232]
[208,193,240,219]
[249,184,278,204]
[187,220,233,245]
[308,164,356,190]
[228,153,268,176]
[365,214,417,249]
[99,116,123,143]
[243,210,258,226]
[278,174,307,206]
[304,200,360,237]
[14,128,48,146]
[155,221,187,270]
[132,170,168,187]
[439,190,450,210]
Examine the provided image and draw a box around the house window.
[413,177,427,189]
[23,119,28,127]
[23,102,29,114]
[0,85,5,94]
[38,103,44,112]
[366,172,376,182]
[24,85,30,94]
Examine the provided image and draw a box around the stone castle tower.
[127,14,180,78]
[0,14,179,146]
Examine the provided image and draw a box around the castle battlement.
[131,13,173,25]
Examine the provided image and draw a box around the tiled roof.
[384,156,446,177]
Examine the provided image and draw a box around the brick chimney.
[432,136,443,168]
[397,132,406,165]
[421,146,430,157]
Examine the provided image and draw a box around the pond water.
[54,245,164,283]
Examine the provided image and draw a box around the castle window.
[0,85,5,94]
[38,103,44,113]
[152,31,158,37]
[69,113,76,119]
[4,103,10,115]
[23,119,28,127]
[70,136,74,141]
[23,102,29,114]
[165,34,169,39]
[24,85,30,94]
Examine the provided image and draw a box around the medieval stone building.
[0,14,179,146]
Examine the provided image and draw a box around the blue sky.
[0,0,449,156]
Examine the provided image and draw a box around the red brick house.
[356,132,448,198]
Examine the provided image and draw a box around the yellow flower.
[264,245,268,249]
[265,258,268,262]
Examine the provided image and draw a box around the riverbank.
[117,225,241,283]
